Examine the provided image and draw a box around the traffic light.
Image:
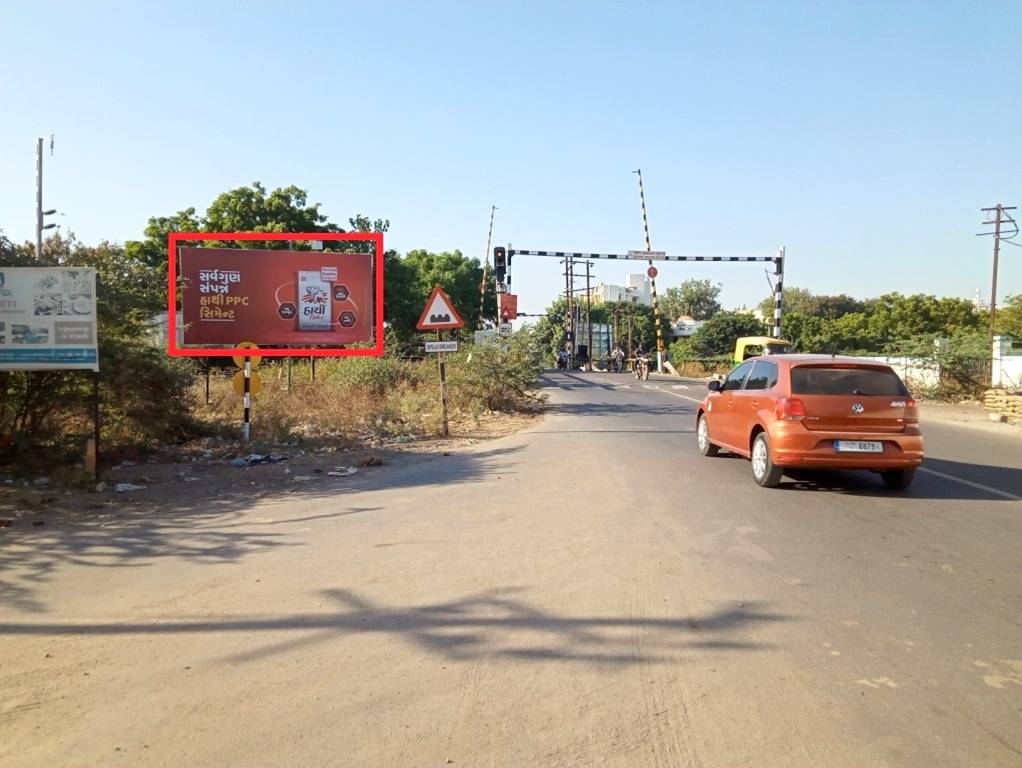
[494,247,506,282]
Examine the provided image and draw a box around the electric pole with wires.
[978,203,1018,347]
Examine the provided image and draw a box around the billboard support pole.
[437,330,450,438]
[288,357,293,392]
[243,359,252,442]
[204,362,210,404]
[311,356,316,381]
[92,371,101,482]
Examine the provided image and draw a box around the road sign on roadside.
[647,266,658,279]
[425,341,458,353]
[232,342,262,368]
[628,250,666,260]
[498,323,512,334]
[416,285,464,331]
[232,370,262,395]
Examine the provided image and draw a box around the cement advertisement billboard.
[178,247,375,348]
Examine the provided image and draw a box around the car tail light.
[776,397,807,420]
[904,398,919,423]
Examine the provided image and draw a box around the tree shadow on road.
[0,586,790,666]
[0,445,527,613]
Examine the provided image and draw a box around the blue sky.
[2,1,1020,315]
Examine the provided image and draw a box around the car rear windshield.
[790,366,909,396]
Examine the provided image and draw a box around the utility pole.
[585,261,593,370]
[979,204,1018,347]
[633,169,665,373]
[568,255,576,365]
[479,205,497,329]
[35,136,58,259]
[35,138,43,259]
[562,256,572,366]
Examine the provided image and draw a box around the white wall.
[857,336,1022,392]
[993,336,1022,390]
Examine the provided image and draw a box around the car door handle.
[751,400,758,407]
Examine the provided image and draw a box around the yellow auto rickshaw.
[733,336,792,364]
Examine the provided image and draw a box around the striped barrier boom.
[507,249,778,263]
[507,245,787,339]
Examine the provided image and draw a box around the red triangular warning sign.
[416,285,465,331]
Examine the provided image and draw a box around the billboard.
[175,238,379,354]
[0,267,98,371]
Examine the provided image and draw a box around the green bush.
[326,356,421,395]
[450,330,544,412]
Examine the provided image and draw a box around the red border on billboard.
[167,232,384,358]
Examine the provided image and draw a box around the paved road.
[2,372,1021,767]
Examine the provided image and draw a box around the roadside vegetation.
[538,274,1020,398]
[196,334,544,447]
[0,182,543,476]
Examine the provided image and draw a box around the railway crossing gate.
[492,245,787,371]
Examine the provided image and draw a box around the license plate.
[834,440,883,453]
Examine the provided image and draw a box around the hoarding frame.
[167,232,384,358]
[0,266,99,371]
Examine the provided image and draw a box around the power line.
[978,203,1018,353]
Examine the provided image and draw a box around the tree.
[660,279,722,321]
[994,294,1022,341]
[125,182,349,270]
[202,182,341,248]
[533,297,615,360]
[867,293,981,350]
[685,312,766,357]
[387,249,495,339]
[125,208,202,268]
[758,287,813,320]
[757,286,865,321]
[0,234,197,457]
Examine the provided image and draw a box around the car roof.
[744,354,894,367]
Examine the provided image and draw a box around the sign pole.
[415,284,463,439]
[437,330,450,438]
[243,358,251,442]
[204,361,210,405]
[92,371,101,482]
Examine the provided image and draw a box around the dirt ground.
[0,412,538,531]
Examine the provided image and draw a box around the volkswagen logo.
[851,403,865,414]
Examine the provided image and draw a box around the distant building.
[671,315,704,338]
[587,274,652,306]
[973,289,991,312]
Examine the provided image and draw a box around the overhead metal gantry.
[502,246,787,340]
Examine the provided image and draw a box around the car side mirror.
[707,379,721,392]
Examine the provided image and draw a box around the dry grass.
[672,360,731,378]
[192,359,519,446]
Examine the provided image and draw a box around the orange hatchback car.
[697,355,924,489]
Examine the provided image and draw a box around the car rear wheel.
[881,468,916,490]
[751,432,783,488]
[697,414,719,457]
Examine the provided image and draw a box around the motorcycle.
[634,355,650,381]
